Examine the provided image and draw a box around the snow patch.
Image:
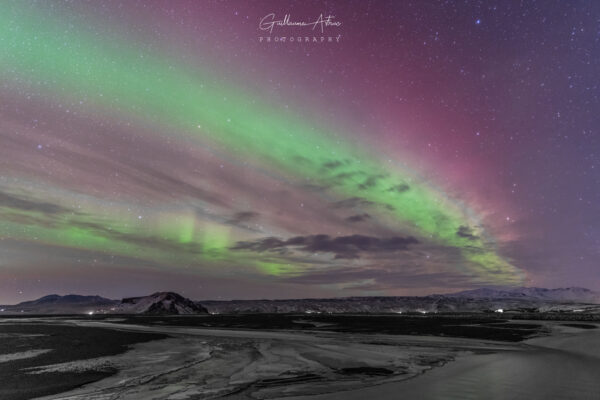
[0,349,52,363]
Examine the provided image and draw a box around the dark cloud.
[387,183,410,193]
[332,197,375,209]
[358,174,386,190]
[330,171,363,184]
[0,191,73,215]
[232,234,418,259]
[345,213,371,223]
[322,160,345,170]
[234,236,286,252]
[463,245,486,253]
[292,155,312,166]
[228,211,259,224]
[456,225,478,240]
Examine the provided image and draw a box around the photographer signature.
[259,13,341,34]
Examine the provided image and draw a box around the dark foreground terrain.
[0,322,166,400]
[115,313,545,342]
[1,314,593,400]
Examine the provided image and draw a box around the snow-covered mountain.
[447,287,600,303]
[117,292,209,315]
[201,287,600,314]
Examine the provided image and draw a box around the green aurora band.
[0,4,524,285]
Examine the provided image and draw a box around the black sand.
[0,322,167,400]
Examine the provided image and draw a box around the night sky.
[1,1,599,303]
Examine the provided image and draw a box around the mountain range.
[445,287,600,302]
[0,292,208,315]
[1,287,599,315]
[201,287,600,314]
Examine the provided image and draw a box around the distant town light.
[495,308,504,313]
[87,311,94,315]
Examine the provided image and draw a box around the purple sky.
[0,0,599,303]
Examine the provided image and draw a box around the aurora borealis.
[1,1,599,302]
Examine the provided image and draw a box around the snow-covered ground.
[30,320,519,400]
[0,349,52,363]
[22,319,599,400]
[284,322,600,400]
